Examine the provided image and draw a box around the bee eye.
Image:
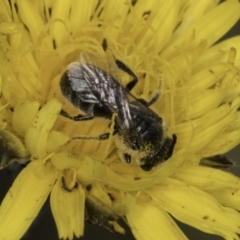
[140,163,153,171]
[124,153,131,163]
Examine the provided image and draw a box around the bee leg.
[72,128,118,141]
[60,109,94,121]
[72,132,110,141]
[115,59,138,91]
[91,128,118,140]
[125,78,138,92]
[98,133,110,140]
[138,92,160,107]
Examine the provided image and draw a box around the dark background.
[0,20,240,240]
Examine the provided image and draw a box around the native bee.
[60,52,176,171]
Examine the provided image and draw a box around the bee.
[60,52,177,171]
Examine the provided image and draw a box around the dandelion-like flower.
[0,1,240,239]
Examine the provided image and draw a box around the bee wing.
[66,62,98,104]
[80,52,133,129]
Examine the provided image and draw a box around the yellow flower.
[0,0,240,239]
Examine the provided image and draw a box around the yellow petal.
[68,0,98,34]
[131,0,179,52]
[194,36,240,72]
[0,0,12,22]
[25,98,61,159]
[148,178,240,239]
[161,40,207,83]
[111,191,136,216]
[46,130,70,153]
[161,1,240,59]
[51,151,82,170]
[175,103,235,153]
[51,152,107,186]
[16,0,44,42]
[76,155,107,186]
[0,160,57,240]
[126,202,187,240]
[48,0,72,47]
[171,166,240,210]
[190,63,232,90]
[90,182,112,206]
[187,89,226,119]
[0,128,29,158]
[198,129,240,156]
[12,98,40,137]
[171,165,240,191]
[0,23,19,34]
[208,188,240,211]
[173,0,219,39]
[0,128,29,168]
[50,177,85,240]
[105,154,184,192]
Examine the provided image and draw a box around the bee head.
[140,134,177,171]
